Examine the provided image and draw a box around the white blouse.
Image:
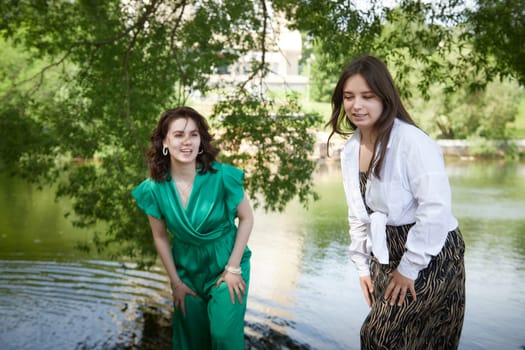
[340,119,458,280]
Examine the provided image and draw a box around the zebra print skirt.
[361,224,466,349]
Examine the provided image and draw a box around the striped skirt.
[361,224,466,350]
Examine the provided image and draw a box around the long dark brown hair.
[147,106,220,181]
[326,55,417,179]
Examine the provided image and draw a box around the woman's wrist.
[224,265,242,275]
[172,279,183,290]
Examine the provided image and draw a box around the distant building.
[207,23,308,95]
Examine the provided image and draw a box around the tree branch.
[239,0,269,93]
[122,0,163,151]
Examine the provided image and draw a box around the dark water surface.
[1,159,524,349]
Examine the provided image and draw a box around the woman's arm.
[398,134,455,281]
[147,215,196,315]
[349,214,375,306]
[348,215,371,276]
[216,193,253,304]
[148,215,181,286]
[227,193,253,268]
[386,129,453,306]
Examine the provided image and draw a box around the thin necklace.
[176,181,192,196]
[173,174,195,206]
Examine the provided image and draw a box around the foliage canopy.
[0,0,523,263]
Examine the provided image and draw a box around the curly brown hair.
[146,106,220,181]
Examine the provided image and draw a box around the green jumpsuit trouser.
[172,259,250,350]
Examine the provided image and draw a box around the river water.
[0,159,524,350]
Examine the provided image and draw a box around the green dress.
[132,162,251,350]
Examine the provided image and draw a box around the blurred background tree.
[276,0,525,138]
[0,0,523,264]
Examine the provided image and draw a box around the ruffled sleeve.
[131,179,163,220]
[221,163,245,217]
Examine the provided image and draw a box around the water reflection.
[0,259,172,349]
[1,160,525,349]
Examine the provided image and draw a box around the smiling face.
[162,117,201,166]
[342,73,384,137]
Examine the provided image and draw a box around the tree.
[275,0,524,139]
[466,0,525,86]
[275,0,525,94]
[431,78,521,139]
[1,0,524,264]
[0,0,320,266]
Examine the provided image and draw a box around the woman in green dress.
[132,106,253,349]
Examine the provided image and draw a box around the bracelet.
[225,265,242,275]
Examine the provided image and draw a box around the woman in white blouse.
[327,55,465,349]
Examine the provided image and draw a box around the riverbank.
[312,132,525,161]
[1,160,524,350]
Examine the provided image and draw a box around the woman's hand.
[384,269,416,306]
[172,281,198,316]
[359,275,375,307]
[216,270,246,304]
